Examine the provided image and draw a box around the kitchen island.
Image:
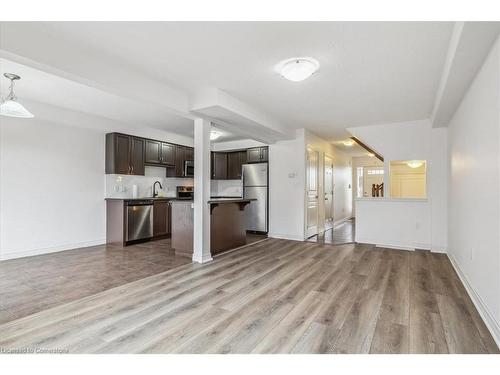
[171,198,255,258]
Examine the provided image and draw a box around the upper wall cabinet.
[212,152,228,180]
[246,147,268,163]
[227,151,247,179]
[167,145,195,178]
[106,133,145,176]
[145,139,175,166]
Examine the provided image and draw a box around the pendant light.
[0,73,34,118]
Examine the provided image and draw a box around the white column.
[192,118,212,263]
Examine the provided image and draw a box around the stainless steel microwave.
[184,160,194,177]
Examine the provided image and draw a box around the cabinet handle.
[131,165,134,174]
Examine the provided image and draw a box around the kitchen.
[104,131,269,259]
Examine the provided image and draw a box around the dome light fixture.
[407,160,424,169]
[275,57,320,82]
[0,73,34,118]
[210,130,221,141]
[342,139,355,147]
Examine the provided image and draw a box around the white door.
[324,156,334,229]
[306,149,319,238]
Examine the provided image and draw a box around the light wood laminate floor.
[0,238,497,354]
[0,234,265,325]
[307,219,355,245]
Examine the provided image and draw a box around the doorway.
[324,155,334,230]
[306,148,319,238]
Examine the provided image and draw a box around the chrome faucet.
[153,181,163,197]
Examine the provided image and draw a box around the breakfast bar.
[170,198,255,258]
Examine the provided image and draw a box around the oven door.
[184,161,194,177]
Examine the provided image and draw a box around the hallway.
[308,219,355,245]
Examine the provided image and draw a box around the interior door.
[306,149,319,238]
[324,156,334,228]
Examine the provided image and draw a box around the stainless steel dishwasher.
[125,200,153,242]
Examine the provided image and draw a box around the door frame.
[304,146,320,239]
[323,153,335,230]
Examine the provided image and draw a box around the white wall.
[356,199,431,250]
[0,117,105,260]
[0,106,195,260]
[268,130,306,241]
[349,120,448,252]
[447,36,500,342]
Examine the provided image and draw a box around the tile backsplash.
[105,166,193,198]
[105,166,242,199]
[211,179,243,197]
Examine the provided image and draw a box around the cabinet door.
[161,143,175,165]
[153,201,170,236]
[260,147,269,162]
[145,140,162,164]
[175,146,185,177]
[213,152,228,180]
[184,147,194,162]
[247,148,261,163]
[114,134,131,174]
[227,152,241,179]
[130,137,145,175]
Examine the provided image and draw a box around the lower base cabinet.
[106,199,172,246]
[153,200,171,237]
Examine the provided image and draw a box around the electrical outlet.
[470,248,474,261]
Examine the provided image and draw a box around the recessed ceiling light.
[407,160,424,169]
[367,153,375,157]
[342,139,355,147]
[210,130,221,141]
[275,57,320,82]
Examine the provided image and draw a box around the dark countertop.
[105,197,176,201]
[207,198,256,204]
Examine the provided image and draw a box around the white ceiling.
[1,22,455,141]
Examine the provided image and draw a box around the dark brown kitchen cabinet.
[167,145,194,177]
[106,133,145,175]
[153,200,171,236]
[212,152,228,180]
[145,140,175,166]
[246,147,268,163]
[227,151,247,179]
[161,143,175,165]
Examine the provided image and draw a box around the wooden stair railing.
[372,183,384,197]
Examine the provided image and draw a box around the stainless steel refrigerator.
[243,163,268,233]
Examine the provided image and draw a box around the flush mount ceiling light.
[0,73,34,118]
[275,57,320,82]
[342,139,355,147]
[210,130,221,141]
[407,160,424,169]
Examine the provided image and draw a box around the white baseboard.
[192,254,213,264]
[447,253,500,349]
[0,239,106,261]
[431,245,447,254]
[375,244,414,251]
[268,233,305,242]
[355,237,430,251]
